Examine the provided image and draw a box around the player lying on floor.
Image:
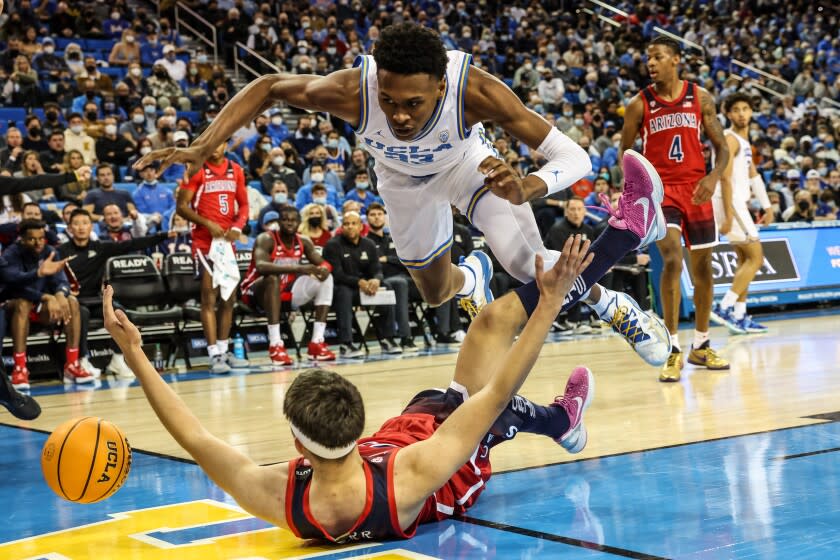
[103,235,595,543]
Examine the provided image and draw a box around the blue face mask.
[273,193,287,205]
[313,196,327,205]
[356,182,369,191]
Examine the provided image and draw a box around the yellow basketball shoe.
[458,251,494,320]
[659,350,683,382]
[687,341,730,370]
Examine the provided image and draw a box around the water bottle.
[153,343,164,373]
[233,334,246,360]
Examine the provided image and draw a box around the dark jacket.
[323,234,382,288]
[58,234,167,297]
[544,218,595,251]
[0,243,70,302]
[365,229,405,278]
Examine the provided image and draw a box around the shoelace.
[608,306,650,345]
[596,192,623,221]
[666,352,681,368]
[459,297,480,320]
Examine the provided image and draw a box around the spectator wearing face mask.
[290,116,320,159]
[295,164,343,210]
[155,45,187,83]
[32,37,68,79]
[78,56,113,96]
[299,203,334,246]
[261,147,302,195]
[147,63,190,111]
[102,8,130,39]
[71,78,102,115]
[343,170,382,214]
[96,116,135,166]
[266,109,290,144]
[256,181,292,232]
[782,190,816,223]
[133,162,176,233]
[109,29,141,67]
[63,113,96,164]
[302,146,343,191]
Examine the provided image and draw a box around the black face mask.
[154,70,167,78]
[797,200,810,211]
[85,91,96,99]
[256,124,268,134]
[45,111,58,121]
[160,126,172,135]
[28,126,41,136]
[307,217,322,228]
[86,111,98,120]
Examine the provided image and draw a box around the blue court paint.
[4,421,840,558]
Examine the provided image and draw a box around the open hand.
[103,285,143,350]
[38,252,72,277]
[74,165,92,183]
[534,234,593,311]
[478,156,527,205]
[134,144,208,179]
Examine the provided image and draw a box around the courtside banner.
[650,223,840,315]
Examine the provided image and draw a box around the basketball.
[41,417,132,504]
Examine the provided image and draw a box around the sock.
[720,290,739,309]
[456,262,477,297]
[312,321,326,343]
[490,394,570,442]
[207,343,221,358]
[588,286,611,317]
[733,302,747,320]
[268,324,282,346]
[693,330,709,349]
[217,339,229,354]
[13,352,26,370]
[514,281,540,317]
[66,347,79,366]
[669,332,681,352]
[561,227,640,312]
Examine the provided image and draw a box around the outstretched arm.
[134,70,361,177]
[619,95,645,162]
[102,286,288,526]
[464,66,590,204]
[394,236,593,525]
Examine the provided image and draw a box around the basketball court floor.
[2,311,839,559]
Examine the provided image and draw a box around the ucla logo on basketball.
[439,130,450,143]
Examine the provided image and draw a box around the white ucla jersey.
[353,50,489,176]
[714,129,752,202]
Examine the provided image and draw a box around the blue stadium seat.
[248,180,262,191]
[118,166,128,181]
[158,182,179,192]
[100,67,125,81]
[0,108,26,124]
[570,67,585,79]
[54,38,74,50]
[179,110,199,125]
[83,39,116,52]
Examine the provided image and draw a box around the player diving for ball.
[106,235,603,542]
[137,22,671,366]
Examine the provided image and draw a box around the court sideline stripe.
[0,422,198,465]
[458,516,670,559]
[772,446,840,461]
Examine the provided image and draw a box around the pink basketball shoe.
[598,149,666,249]
[551,366,595,454]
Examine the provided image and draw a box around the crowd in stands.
[0,0,836,383]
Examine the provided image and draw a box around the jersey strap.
[456,54,472,140]
[352,55,371,135]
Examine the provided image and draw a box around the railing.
[233,41,280,83]
[174,2,218,66]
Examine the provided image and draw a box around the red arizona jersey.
[640,81,706,186]
[182,159,248,247]
[240,232,304,294]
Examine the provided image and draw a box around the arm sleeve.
[750,175,772,210]
[0,172,77,196]
[232,165,249,230]
[529,128,593,196]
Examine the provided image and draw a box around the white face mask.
[111,12,120,20]
[271,116,283,126]
[133,114,145,124]
[272,156,285,166]
[105,124,117,136]
[273,192,288,204]
[265,222,280,231]
[126,35,135,43]
[310,172,324,183]
[70,124,84,135]
[44,45,55,54]
[140,146,152,155]
[130,67,142,77]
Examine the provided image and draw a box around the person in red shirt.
[620,36,731,382]
[240,208,336,366]
[178,142,249,374]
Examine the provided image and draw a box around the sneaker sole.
[624,149,666,248]
[307,355,336,361]
[11,383,30,391]
[560,367,595,454]
[63,376,94,384]
[686,357,730,370]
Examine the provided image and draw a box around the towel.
[207,238,241,301]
